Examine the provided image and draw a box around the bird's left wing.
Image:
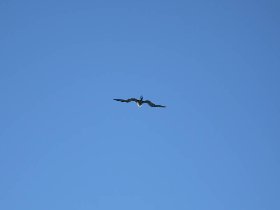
[127,98,138,102]
[114,98,138,103]
[143,100,166,108]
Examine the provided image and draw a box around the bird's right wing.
[143,100,166,108]
[114,98,138,103]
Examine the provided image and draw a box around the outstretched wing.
[142,100,166,108]
[114,98,138,103]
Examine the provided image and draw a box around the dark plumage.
[114,96,166,108]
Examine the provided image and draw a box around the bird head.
[140,95,143,101]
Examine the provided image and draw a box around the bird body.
[114,96,166,108]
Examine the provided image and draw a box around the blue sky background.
[0,0,280,209]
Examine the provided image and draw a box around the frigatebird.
[114,96,166,108]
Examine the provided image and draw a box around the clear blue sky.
[1,0,280,209]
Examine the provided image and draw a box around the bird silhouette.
[114,96,166,108]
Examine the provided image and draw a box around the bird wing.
[142,100,166,108]
[114,98,138,103]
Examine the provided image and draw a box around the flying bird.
[114,96,166,108]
